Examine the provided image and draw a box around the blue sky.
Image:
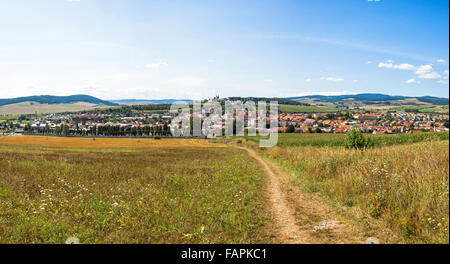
[0,0,448,100]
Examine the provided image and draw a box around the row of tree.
[25,124,172,137]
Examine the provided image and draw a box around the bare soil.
[238,146,363,244]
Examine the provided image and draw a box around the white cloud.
[378,61,415,70]
[320,77,344,82]
[353,80,358,83]
[366,61,372,64]
[437,59,446,63]
[305,78,312,82]
[414,64,441,79]
[146,61,168,69]
[415,64,433,75]
[67,0,81,2]
[368,0,381,2]
[438,80,449,85]
[417,72,442,79]
[378,61,443,80]
[406,78,419,84]
[263,79,273,83]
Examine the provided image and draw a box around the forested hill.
[0,95,118,107]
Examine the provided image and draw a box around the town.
[1,107,449,137]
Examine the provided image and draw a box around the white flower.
[65,237,80,244]
[365,237,380,244]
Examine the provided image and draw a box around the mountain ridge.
[286,93,449,105]
[0,95,118,107]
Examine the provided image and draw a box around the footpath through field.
[237,145,363,244]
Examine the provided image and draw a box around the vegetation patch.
[0,144,271,243]
[264,140,449,243]
[240,132,449,148]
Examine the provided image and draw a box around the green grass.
[278,104,336,113]
[0,144,271,244]
[240,132,449,148]
[263,140,449,243]
[392,106,449,114]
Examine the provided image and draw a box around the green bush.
[154,135,161,140]
[345,129,373,149]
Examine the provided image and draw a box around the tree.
[286,124,295,133]
[345,129,373,150]
[62,125,70,136]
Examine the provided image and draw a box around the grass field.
[0,143,270,244]
[0,101,110,115]
[240,132,449,147]
[259,137,449,243]
[0,135,224,149]
[1,133,448,244]
[290,97,449,114]
[278,104,336,113]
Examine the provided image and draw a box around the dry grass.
[0,143,270,244]
[263,140,449,243]
[0,101,105,115]
[0,135,224,149]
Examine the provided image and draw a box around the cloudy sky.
[0,0,448,100]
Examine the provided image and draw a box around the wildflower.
[365,237,380,244]
[65,237,80,244]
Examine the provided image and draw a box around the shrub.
[154,135,161,140]
[286,125,295,133]
[345,129,373,149]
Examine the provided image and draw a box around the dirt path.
[238,146,362,244]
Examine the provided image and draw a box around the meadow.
[0,135,222,149]
[0,142,271,244]
[257,134,449,243]
[1,133,448,244]
[241,132,449,148]
[278,104,336,113]
[0,101,106,115]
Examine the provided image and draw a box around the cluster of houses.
[278,112,449,134]
[1,110,449,136]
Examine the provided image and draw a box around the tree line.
[24,124,172,137]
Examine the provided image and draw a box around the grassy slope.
[291,97,449,114]
[0,145,271,244]
[278,104,336,113]
[0,102,109,115]
[254,134,449,243]
[242,132,449,147]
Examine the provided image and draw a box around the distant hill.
[111,99,194,105]
[0,95,118,107]
[286,93,449,113]
[287,93,449,105]
[0,95,118,115]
